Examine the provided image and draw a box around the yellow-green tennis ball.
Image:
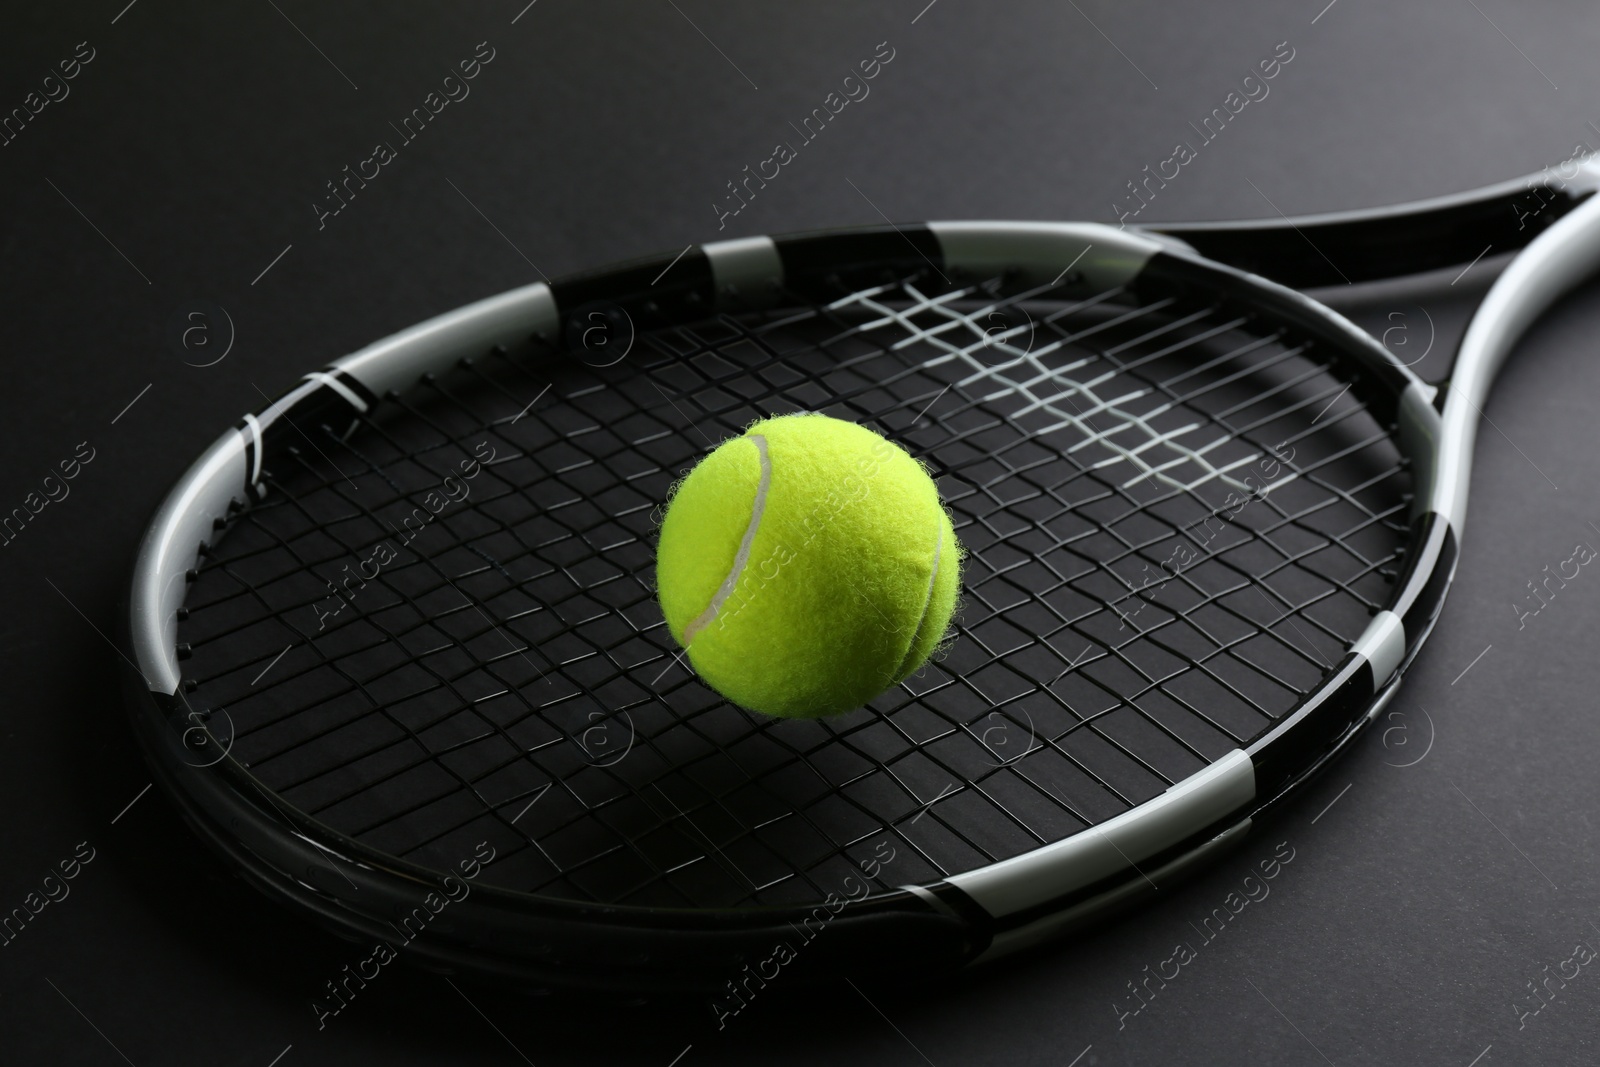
[656,413,961,719]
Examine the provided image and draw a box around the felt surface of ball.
[656,413,961,718]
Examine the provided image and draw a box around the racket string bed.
[179,268,1411,910]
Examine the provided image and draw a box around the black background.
[3,1,1600,1064]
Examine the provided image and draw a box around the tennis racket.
[122,155,1600,993]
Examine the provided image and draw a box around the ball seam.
[682,433,771,644]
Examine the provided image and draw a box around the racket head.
[123,220,1453,990]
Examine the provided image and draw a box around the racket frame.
[123,164,1600,987]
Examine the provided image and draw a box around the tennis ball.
[656,413,961,719]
